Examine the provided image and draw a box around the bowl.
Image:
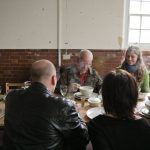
[79,86,94,97]
[145,100,150,110]
[88,97,101,107]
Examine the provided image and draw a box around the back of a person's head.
[31,59,56,82]
[102,69,138,119]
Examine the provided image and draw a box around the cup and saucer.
[74,92,98,100]
[74,92,89,100]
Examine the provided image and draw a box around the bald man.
[3,59,89,150]
[57,49,102,93]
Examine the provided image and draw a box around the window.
[128,0,150,47]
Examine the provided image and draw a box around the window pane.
[129,16,141,29]
[129,0,150,45]
[141,16,150,29]
[129,29,140,43]
[140,30,150,43]
[130,1,141,14]
[142,0,150,2]
[141,2,150,14]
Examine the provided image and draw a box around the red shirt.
[79,71,88,85]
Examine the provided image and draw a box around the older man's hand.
[69,83,80,92]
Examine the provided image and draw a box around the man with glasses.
[57,49,102,93]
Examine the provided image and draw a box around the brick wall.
[0,49,58,93]
[61,49,150,76]
[0,49,150,93]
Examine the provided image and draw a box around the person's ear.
[51,75,57,86]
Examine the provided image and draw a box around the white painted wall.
[0,0,124,49]
[0,0,57,49]
[61,0,124,49]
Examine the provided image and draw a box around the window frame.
[125,0,150,50]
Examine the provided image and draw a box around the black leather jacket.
[3,82,89,150]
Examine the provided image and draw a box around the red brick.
[0,49,150,93]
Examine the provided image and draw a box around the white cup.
[79,86,93,97]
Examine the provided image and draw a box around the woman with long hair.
[120,46,149,92]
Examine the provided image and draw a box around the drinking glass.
[98,88,102,100]
[99,88,102,95]
[81,97,86,107]
[60,85,68,97]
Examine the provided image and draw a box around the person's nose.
[128,56,132,60]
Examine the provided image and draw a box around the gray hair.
[79,49,93,60]
[125,46,144,66]
[121,46,145,82]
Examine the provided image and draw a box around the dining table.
[0,92,150,127]
[0,92,94,126]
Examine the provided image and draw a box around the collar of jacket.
[88,66,93,74]
[29,82,51,95]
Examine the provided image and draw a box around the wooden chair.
[5,83,24,93]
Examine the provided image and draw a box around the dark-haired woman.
[88,69,150,150]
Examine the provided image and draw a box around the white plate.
[145,100,150,109]
[138,93,145,101]
[74,92,98,100]
[88,97,101,103]
[138,93,149,101]
[86,107,105,119]
[139,106,150,118]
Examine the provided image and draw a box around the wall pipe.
[57,0,61,67]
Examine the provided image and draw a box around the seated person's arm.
[52,99,89,149]
[141,68,149,93]
[93,70,103,93]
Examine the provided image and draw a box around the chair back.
[5,83,24,93]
